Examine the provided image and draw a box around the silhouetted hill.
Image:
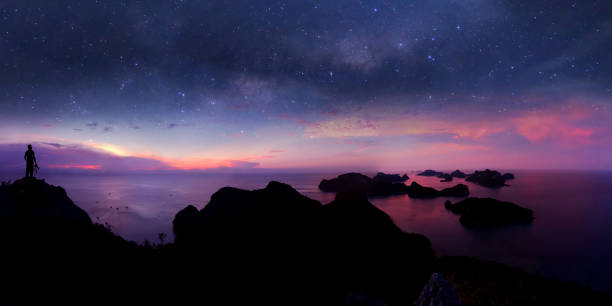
[0,178,150,304]
[173,181,435,305]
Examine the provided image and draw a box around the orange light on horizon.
[48,163,101,170]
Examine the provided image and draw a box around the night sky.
[1,0,611,172]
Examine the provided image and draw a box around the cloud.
[0,142,172,173]
[86,122,98,128]
[48,163,101,170]
[42,142,63,148]
[301,102,609,148]
[226,160,260,168]
[167,123,180,129]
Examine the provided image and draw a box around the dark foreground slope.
[0,178,434,305]
[436,256,611,305]
[1,177,609,305]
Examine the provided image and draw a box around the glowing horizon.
[1,1,611,172]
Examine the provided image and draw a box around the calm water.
[2,170,612,291]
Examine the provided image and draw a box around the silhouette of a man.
[24,144,37,178]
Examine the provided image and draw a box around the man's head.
[27,144,32,150]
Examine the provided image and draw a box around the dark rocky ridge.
[445,197,534,228]
[319,172,469,198]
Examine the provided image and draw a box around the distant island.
[418,169,515,186]
[319,172,469,198]
[445,197,534,228]
[0,176,608,305]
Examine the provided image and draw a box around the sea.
[1,170,612,291]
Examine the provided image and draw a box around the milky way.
[1,1,611,171]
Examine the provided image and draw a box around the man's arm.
[24,152,27,161]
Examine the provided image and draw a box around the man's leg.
[26,166,33,177]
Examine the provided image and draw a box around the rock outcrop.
[1,177,91,223]
[445,197,534,228]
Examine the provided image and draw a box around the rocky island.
[445,197,534,228]
[465,169,515,187]
[319,172,469,198]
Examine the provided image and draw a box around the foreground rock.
[319,173,469,198]
[465,169,509,187]
[436,256,612,305]
[445,197,534,228]
[0,178,148,304]
[1,177,91,223]
[174,182,435,305]
[413,273,461,306]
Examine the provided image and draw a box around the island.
[418,169,468,182]
[444,197,534,228]
[465,169,514,187]
[319,172,469,198]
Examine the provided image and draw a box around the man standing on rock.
[24,144,38,178]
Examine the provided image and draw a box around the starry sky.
[1,0,611,172]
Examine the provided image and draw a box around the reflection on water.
[1,170,611,291]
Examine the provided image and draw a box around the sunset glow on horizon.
[1,1,611,172]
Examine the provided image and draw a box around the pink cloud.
[48,163,101,170]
